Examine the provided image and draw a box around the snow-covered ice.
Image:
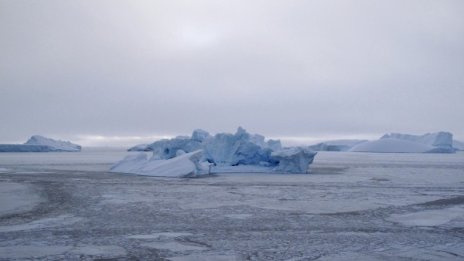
[0,182,43,216]
[0,215,82,233]
[388,206,464,227]
[0,135,81,152]
[1,150,464,260]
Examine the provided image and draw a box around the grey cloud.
[1,0,463,144]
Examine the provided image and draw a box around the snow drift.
[0,135,81,152]
[350,132,456,153]
[112,128,317,176]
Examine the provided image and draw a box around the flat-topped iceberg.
[0,135,81,152]
[350,132,456,153]
[112,127,317,176]
[454,140,464,151]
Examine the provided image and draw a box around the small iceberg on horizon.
[0,135,82,152]
[349,132,456,153]
[308,132,459,153]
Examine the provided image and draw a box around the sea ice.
[0,182,43,216]
[388,206,464,227]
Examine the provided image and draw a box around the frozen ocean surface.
[0,149,463,260]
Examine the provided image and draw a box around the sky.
[1,0,463,147]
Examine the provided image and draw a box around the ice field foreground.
[0,150,464,260]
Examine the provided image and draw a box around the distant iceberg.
[349,132,456,153]
[112,127,317,177]
[0,135,81,152]
[454,140,464,151]
[308,140,368,152]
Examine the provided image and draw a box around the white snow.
[350,132,456,153]
[110,150,209,177]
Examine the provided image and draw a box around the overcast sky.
[1,0,463,146]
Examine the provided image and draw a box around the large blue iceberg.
[0,135,81,152]
[115,127,317,176]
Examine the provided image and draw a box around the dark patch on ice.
[419,196,464,207]
[0,180,73,223]
[371,177,390,182]
[185,173,219,179]
[278,198,297,201]
[436,249,461,257]
[310,166,348,175]
[176,237,212,248]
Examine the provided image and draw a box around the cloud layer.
[1,0,463,145]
